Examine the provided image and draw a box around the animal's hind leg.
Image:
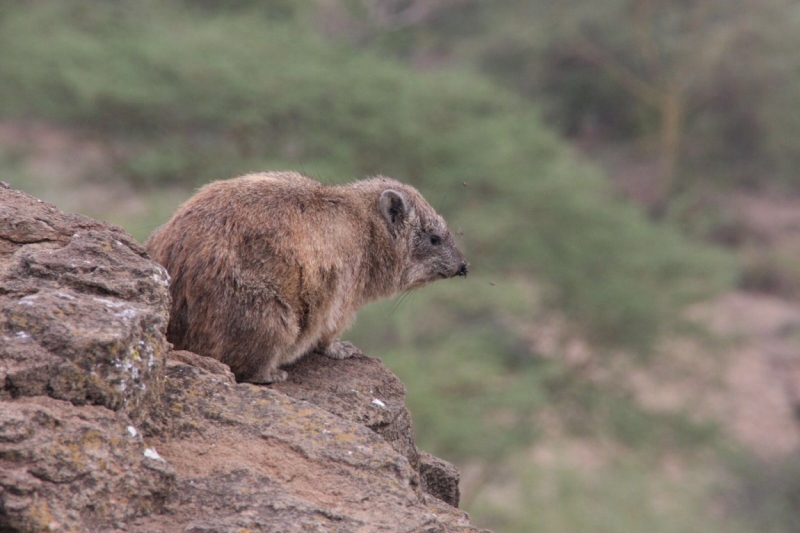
[225,292,299,384]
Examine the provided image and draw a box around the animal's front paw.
[322,340,363,360]
[244,368,288,384]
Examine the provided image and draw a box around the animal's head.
[378,183,468,290]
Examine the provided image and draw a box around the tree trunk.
[651,81,684,218]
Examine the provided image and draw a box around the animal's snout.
[457,262,469,277]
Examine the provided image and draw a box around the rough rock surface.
[0,185,487,533]
[272,351,461,507]
[0,185,170,422]
[0,396,175,532]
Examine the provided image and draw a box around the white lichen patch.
[143,448,164,461]
[93,297,141,321]
[54,292,76,300]
[371,398,386,408]
[114,358,135,373]
[152,265,171,287]
[109,337,158,398]
[17,294,38,306]
[137,340,156,369]
[114,355,140,383]
[116,308,139,320]
[93,297,126,308]
[355,445,373,455]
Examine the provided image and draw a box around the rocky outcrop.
[0,184,487,532]
[270,350,461,507]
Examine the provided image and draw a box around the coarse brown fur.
[146,171,468,383]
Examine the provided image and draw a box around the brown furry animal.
[146,172,468,383]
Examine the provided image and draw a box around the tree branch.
[633,0,665,81]
[573,34,662,107]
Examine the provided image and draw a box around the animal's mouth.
[437,262,469,280]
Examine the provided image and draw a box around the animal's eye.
[430,234,442,246]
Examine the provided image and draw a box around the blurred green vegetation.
[0,0,734,351]
[725,453,800,533]
[351,279,721,461]
[474,457,747,533]
[336,0,800,196]
[0,1,778,532]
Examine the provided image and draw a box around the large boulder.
[0,185,170,422]
[0,185,487,532]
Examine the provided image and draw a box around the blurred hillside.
[1,1,799,532]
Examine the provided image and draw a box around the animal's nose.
[457,262,469,277]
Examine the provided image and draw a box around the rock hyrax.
[146,172,468,383]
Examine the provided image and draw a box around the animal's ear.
[379,189,408,229]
